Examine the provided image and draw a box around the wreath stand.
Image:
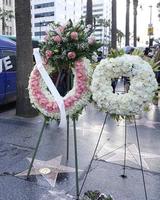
[26,70,80,200]
[78,114,148,200]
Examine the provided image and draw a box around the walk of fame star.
[96,144,160,170]
[117,117,160,129]
[130,118,160,129]
[16,155,82,187]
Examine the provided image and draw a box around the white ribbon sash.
[33,48,66,128]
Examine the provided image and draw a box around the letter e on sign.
[3,56,13,71]
[0,59,2,73]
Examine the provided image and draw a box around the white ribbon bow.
[33,48,66,128]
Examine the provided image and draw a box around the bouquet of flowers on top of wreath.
[40,20,101,72]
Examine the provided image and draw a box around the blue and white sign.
[0,56,13,73]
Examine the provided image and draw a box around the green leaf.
[108,49,125,58]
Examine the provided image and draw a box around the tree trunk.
[125,0,130,46]
[111,0,117,49]
[85,0,93,29]
[2,17,5,35]
[157,2,160,20]
[15,0,37,117]
[133,0,138,47]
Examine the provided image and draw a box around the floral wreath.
[29,20,101,120]
[91,54,158,119]
[29,58,92,119]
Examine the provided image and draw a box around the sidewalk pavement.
[0,103,160,200]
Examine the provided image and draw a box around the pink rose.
[77,72,83,78]
[32,89,39,94]
[39,98,48,108]
[67,51,76,59]
[36,94,43,101]
[30,80,39,87]
[37,94,45,100]
[33,70,40,77]
[46,103,54,112]
[75,93,81,98]
[32,88,39,94]
[64,101,70,108]
[71,32,78,40]
[88,36,96,45]
[31,74,39,80]
[53,35,62,43]
[45,50,53,59]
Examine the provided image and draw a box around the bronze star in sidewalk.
[16,155,81,187]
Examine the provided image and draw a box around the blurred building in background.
[31,0,83,41]
[82,0,111,43]
[31,0,111,45]
[82,0,111,55]
[0,0,15,35]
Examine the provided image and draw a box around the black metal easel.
[79,115,148,200]
[26,68,80,200]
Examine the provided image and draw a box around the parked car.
[0,36,16,104]
[0,35,40,105]
[0,35,40,48]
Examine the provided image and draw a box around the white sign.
[0,56,13,73]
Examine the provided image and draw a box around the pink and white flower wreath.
[28,58,92,119]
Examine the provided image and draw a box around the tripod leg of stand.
[27,119,46,179]
[121,117,127,178]
[66,69,71,161]
[73,117,79,200]
[67,115,69,161]
[79,113,108,196]
[134,117,148,200]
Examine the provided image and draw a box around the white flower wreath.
[91,54,158,117]
[28,58,92,120]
